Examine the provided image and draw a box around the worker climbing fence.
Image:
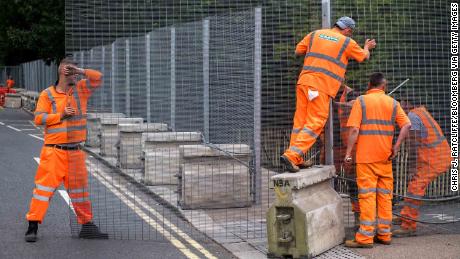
[8,0,454,251]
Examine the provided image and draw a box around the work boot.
[344,239,373,248]
[25,221,38,242]
[79,222,109,239]
[374,237,391,245]
[298,159,313,169]
[393,227,416,237]
[280,155,300,173]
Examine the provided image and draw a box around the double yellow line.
[90,162,217,259]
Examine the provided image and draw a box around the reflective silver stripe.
[33,193,50,202]
[46,125,87,134]
[309,31,316,50]
[360,130,394,136]
[406,193,423,199]
[41,113,48,125]
[45,89,56,113]
[71,197,89,203]
[391,99,397,123]
[418,109,446,148]
[290,146,304,156]
[359,188,376,194]
[360,220,376,226]
[377,228,391,234]
[305,52,347,69]
[303,66,344,82]
[65,115,87,121]
[403,201,420,209]
[336,37,351,60]
[36,184,55,192]
[376,188,392,194]
[358,228,374,237]
[359,96,395,126]
[377,218,392,225]
[72,88,82,113]
[34,111,47,115]
[422,137,446,148]
[302,127,318,138]
[68,188,86,194]
[292,128,301,134]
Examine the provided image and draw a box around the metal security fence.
[0,66,24,88]
[21,60,58,92]
[27,0,455,253]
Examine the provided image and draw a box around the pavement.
[2,107,460,259]
[0,108,235,259]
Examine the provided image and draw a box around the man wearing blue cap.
[281,16,376,173]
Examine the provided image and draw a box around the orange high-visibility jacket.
[347,89,410,163]
[296,29,368,98]
[6,79,15,88]
[34,69,102,144]
[410,106,451,172]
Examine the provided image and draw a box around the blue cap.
[336,16,356,30]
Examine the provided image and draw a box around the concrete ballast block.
[118,123,169,169]
[267,165,344,258]
[178,144,252,209]
[100,118,143,157]
[143,132,201,185]
[4,94,22,108]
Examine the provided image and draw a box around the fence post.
[254,7,262,204]
[111,42,116,113]
[203,19,210,141]
[170,27,176,131]
[146,33,151,123]
[322,0,334,166]
[125,39,131,116]
[101,46,106,110]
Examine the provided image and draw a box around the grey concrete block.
[179,161,251,209]
[143,132,202,143]
[85,117,101,147]
[4,94,22,108]
[118,123,169,169]
[267,165,344,258]
[143,132,202,185]
[271,165,336,190]
[178,144,252,209]
[100,118,143,157]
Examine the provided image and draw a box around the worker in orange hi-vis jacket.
[344,72,411,248]
[392,97,452,237]
[25,57,108,242]
[280,16,377,173]
[6,75,15,89]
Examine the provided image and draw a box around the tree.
[0,0,64,66]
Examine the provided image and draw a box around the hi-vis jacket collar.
[366,88,385,95]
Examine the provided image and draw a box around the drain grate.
[314,245,364,259]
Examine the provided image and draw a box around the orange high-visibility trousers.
[400,164,443,230]
[284,84,330,165]
[356,161,393,244]
[26,146,92,224]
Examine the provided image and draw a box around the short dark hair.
[59,57,78,66]
[369,72,385,88]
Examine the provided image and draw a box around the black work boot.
[79,222,109,239]
[280,155,300,173]
[25,221,38,242]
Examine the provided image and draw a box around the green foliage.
[0,0,64,66]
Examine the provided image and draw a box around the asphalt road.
[0,108,234,259]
